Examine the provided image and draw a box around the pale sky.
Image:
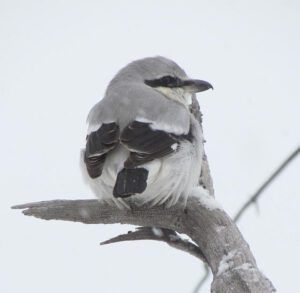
[1,0,299,292]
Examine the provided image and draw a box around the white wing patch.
[87,122,102,135]
[136,116,187,135]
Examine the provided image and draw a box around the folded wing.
[113,120,193,198]
[84,122,119,179]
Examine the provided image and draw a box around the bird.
[80,56,213,209]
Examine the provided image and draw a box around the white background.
[1,1,299,292]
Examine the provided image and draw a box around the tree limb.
[12,196,275,292]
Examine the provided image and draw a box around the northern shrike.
[81,57,212,208]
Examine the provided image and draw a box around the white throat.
[155,87,192,107]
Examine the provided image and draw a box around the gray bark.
[12,98,275,292]
[13,197,275,292]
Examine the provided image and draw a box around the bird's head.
[111,56,213,106]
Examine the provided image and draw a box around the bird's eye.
[161,75,177,85]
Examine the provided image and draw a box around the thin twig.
[193,264,210,293]
[234,146,300,222]
[101,227,207,262]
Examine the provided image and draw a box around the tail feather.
[113,168,149,198]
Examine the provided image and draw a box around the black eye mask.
[145,75,184,88]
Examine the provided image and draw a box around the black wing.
[84,122,119,178]
[120,120,192,168]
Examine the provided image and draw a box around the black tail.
[113,168,149,198]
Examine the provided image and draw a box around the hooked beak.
[182,79,213,93]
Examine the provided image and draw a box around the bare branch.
[101,227,207,262]
[12,196,275,292]
[234,146,300,222]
